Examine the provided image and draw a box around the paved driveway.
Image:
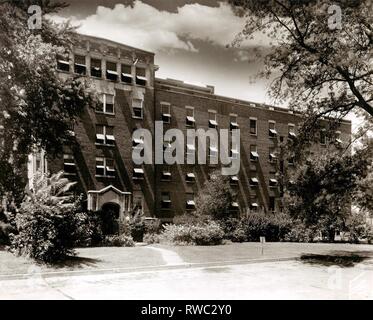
[1,259,373,300]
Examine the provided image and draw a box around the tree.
[195,170,237,220]
[0,1,93,207]
[229,0,373,124]
[283,145,372,241]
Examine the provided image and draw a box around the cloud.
[50,1,249,53]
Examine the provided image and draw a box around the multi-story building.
[27,34,351,226]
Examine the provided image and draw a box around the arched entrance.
[101,203,120,235]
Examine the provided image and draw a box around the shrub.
[9,171,86,263]
[219,217,247,242]
[161,220,224,246]
[129,212,145,242]
[9,201,80,263]
[241,212,291,242]
[283,221,318,242]
[345,212,373,244]
[0,221,16,245]
[143,233,160,244]
[230,225,247,243]
[103,234,135,247]
[145,218,161,234]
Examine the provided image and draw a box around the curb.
[0,256,298,281]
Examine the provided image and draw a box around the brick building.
[27,34,351,225]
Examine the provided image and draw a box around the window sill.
[95,111,115,116]
[95,175,115,179]
[95,143,115,147]
[132,116,144,120]
[63,173,77,176]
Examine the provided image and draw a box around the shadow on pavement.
[300,251,373,267]
[54,256,102,269]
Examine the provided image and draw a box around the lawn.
[1,242,373,278]
[0,245,164,277]
[153,242,373,265]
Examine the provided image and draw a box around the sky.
[52,0,273,104]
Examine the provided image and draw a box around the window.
[335,131,342,144]
[161,166,172,181]
[186,172,195,183]
[250,145,259,161]
[96,125,115,146]
[320,129,327,145]
[208,110,218,128]
[230,175,239,185]
[161,102,171,123]
[186,107,195,127]
[269,147,277,163]
[250,177,259,186]
[230,145,239,159]
[63,154,76,174]
[57,55,70,72]
[230,201,239,211]
[96,157,115,177]
[230,114,239,131]
[136,67,147,86]
[269,178,278,188]
[249,118,257,135]
[91,58,102,78]
[132,135,144,148]
[250,202,259,211]
[132,98,143,119]
[288,124,296,139]
[186,142,195,156]
[96,94,115,115]
[121,64,132,84]
[186,193,196,210]
[74,55,86,75]
[269,121,277,138]
[133,167,144,180]
[161,192,171,209]
[106,61,118,81]
[209,144,218,160]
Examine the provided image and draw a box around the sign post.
[260,236,266,255]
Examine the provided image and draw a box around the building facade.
[28,34,351,224]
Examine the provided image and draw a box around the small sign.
[260,236,266,243]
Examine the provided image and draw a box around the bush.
[0,221,16,245]
[161,220,224,246]
[241,212,291,242]
[345,212,373,244]
[143,233,160,244]
[9,201,82,263]
[283,221,317,242]
[145,218,161,234]
[103,234,135,247]
[219,217,247,242]
[129,212,145,242]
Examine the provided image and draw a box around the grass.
[0,246,164,276]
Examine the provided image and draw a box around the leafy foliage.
[9,172,85,263]
[0,1,93,205]
[195,170,237,220]
[161,220,224,246]
[241,211,292,242]
[102,234,135,247]
[229,0,373,120]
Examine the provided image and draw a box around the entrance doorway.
[101,203,120,235]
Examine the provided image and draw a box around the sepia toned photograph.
[0,0,372,304]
